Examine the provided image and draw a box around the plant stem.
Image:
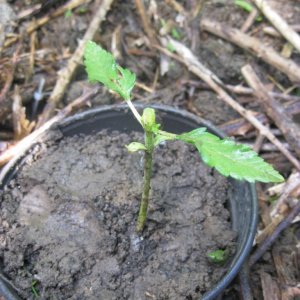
[136,128,154,232]
[127,100,142,125]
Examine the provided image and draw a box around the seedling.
[83,41,284,233]
[207,249,229,264]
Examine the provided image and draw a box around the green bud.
[142,108,156,131]
[126,142,147,152]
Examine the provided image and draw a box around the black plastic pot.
[0,104,258,300]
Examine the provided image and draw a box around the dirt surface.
[0,129,236,299]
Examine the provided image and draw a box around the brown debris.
[12,86,35,140]
[201,19,300,83]
[36,0,115,127]
[242,65,300,160]
[260,271,281,300]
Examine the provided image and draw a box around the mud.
[0,130,236,299]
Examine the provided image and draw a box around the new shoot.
[83,41,284,233]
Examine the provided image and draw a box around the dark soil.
[0,129,236,300]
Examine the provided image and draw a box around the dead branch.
[201,19,300,83]
[155,38,300,170]
[253,0,300,53]
[255,213,287,245]
[263,25,300,37]
[249,199,300,267]
[242,65,300,159]
[0,87,99,168]
[271,172,300,217]
[241,8,259,33]
[260,271,281,300]
[0,42,22,104]
[220,100,300,136]
[134,0,158,46]
[36,0,114,127]
[181,80,300,102]
[12,86,35,140]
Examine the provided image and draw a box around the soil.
[0,129,236,300]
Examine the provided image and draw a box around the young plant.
[83,41,284,233]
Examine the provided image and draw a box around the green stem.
[127,100,142,125]
[136,129,154,232]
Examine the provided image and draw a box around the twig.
[164,0,186,15]
[0,87,99,168]
[155,38,300,170]
[181,80,300,102]
[253,132,265,152]
[17,4,42,20]
[241,8,259,33]
[260,271,281,300]
[271,172,300,217]
[242,65,300,159]
[249,200,300,267]
[263,25,300,37]
[201,19,300,83]
[12,85,35,140]
[0,42,22,104]
[134,0,158,45]
[36,0,114,127]
[253,0,300,53]
[255,213,286,245]
[220,100,300,136]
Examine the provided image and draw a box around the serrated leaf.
[193,132,284,183]
[84,41,136,101]
[177,127,207,143]
[126,142,147,152]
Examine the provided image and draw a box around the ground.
[0,0,299,299]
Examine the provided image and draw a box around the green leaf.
[177,127,207,143]
[207,249,228,264]
[235,0,262,21]
[154,134,174,146]
[166,42,176,53]
[126,142,147,152]
[235,0,253,12]
[171,27,181,40]
[193,132,284,183]
[84,41,136,101]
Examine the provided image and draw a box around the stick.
[253,0,300,53]
[0,87,99,168]
[263,25,300,37]
[242,65,300,158]
[36,0,114,127]
[201,19,300,83]
[249,200,300,267]
[271,172,300,217]
[182,80,300,102]
[134,0,158,45]
[220,100,300,136]
[241,8,259,33]
[0,42,22,104]
[155,39,300,170]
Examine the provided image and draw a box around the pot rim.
[0,104,258,300]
